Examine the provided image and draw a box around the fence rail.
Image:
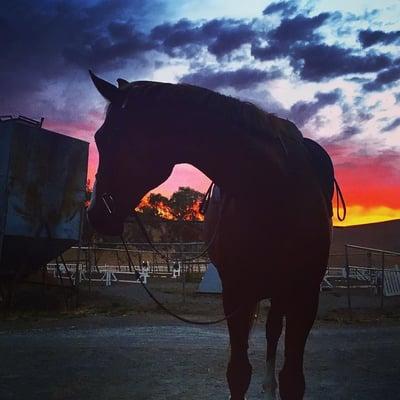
[48,242,400,306]
[344,244,400,311]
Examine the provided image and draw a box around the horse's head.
[87,72,174,236]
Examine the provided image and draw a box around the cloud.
[252,12,331,61]
[362,66,400,92]
[324,125,362,144]
[251,43,286,61]
[207,22,255,58]
[339,125,362,140]
[64,25,155,71]
[251,14,393,83]
[359,29,400,48]
[151,18,255,59]
[262,1,298,17]
[150,18,202,55]
[291,44,392,81]
[179,67,282,90]
[288,89,342,127]
[0,0,161,121]
[382,117,400,132]
[269,13,330,44]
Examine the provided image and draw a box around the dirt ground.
[1,279,400,400]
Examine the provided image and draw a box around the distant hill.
[331,219,400,253]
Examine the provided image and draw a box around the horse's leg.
[278,286,319,400]
[224,295,255,400]
[263,298,284,399]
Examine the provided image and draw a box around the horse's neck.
[175,121,286,198]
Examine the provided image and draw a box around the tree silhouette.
[168,186,204,221]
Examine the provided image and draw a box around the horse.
[87,71,335,400]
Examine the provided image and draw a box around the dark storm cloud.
[3,0,400,130]
[251,43,285,61]
[288,89,342,127]
[0,0,161,118]
[382,117,400,132]
[362,66,400,92]
[291,44,392,81]
[251,12,331,61]
[250,12,395,82]
[359,29,400,48]
[151,18,255,58]
[269,13,330,44]
[262,1,298,17]
[151,19,200,49]
[179,67,282,90]
[63,22,155,70]
[207,23,255,58]
[150,10,394,84]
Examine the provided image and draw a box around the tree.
[138,193,173,220]
[168,187,204,221]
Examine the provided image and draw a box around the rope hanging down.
[334,178,346,222]
[102,194,243,325]
[120,235,241,325]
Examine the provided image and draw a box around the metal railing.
[344,244,400,311]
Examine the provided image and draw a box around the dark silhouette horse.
[87,71,335,400]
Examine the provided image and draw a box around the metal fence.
[343,244,400,310]
[47,241,210,288]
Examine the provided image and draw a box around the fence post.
[381,252,385,309]
[116,250,121,271]
[182,262,186,304]
[345,245,352,315]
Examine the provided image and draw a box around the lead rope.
[334,178,346,221]
[102,195,243,325]
[119,234,239,325]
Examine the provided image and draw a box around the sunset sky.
[1,0,400,226]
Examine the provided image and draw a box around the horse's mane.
[122,81,303,143]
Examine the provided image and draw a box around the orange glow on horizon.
[333,206,400,227]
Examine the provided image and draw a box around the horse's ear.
[117,78,130,89]
[89,70,121,103]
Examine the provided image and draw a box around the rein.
[101,194,243,325]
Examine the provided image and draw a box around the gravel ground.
[1,280,399,400]
[0,315,399,400]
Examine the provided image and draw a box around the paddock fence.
[45,241,210,288]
